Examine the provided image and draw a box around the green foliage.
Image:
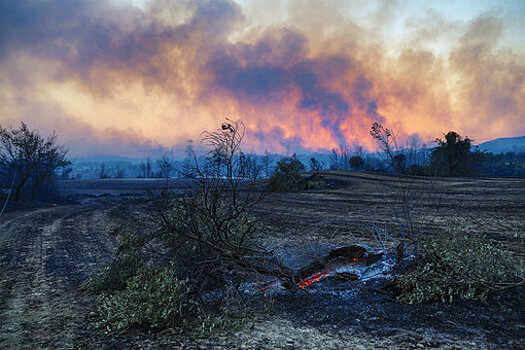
[96,267,197,333]
[430,131,484,177]
[266,154,307,192]
[80,255,142,293]
[81,221,156,293]
[474,151,525,178]
[0,122,70,201]
[94,264,250,335]
[306,174,326,190]
[393,234,524,303]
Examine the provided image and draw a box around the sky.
[1,0,524,158]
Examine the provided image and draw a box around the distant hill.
[475,136,525,154]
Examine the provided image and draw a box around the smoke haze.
[1,0,523,157]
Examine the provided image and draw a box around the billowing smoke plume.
[1,0,523,156]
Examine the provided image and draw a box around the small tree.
[157,155,174,178]
[309,157,325,172]
[99,163,110,179]
[153,119,286,287]
[0,122,70,201]
[370,122,401,174]
[138,158,153,178]
[329,145,351,170]
[349,156,364,171]
[267,154,306,192]
[430,131,480,177]
[370,122,421,257]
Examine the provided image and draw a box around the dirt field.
[1,172,523,349]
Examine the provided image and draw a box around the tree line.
[1,121,523,208]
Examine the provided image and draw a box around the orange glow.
[297,271,331,289]
[1,1,523,157]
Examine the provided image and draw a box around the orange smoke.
[0,1,523,156]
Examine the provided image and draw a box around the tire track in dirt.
[0,200,127,349]
[0,208,61,347]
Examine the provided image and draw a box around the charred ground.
[0,172,523,349]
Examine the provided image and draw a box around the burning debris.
[295,244,393,289]
[245,244,394,294]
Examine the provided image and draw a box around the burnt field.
[1,172,524,349]
[58,178,195,198]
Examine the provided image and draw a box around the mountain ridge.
[475,136,525,154]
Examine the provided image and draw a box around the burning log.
[248,244,393,293]
[297,271,330,289]
[296,244,384,281]
[295,244,391,289]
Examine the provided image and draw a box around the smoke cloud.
[1,0,523,156]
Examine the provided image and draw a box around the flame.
[297,257,362,289]
[297,271,331,289]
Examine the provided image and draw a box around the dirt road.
[0,199,131,348]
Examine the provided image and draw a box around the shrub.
[159,194,262,286]
[266,154,325,192]
[80,256,143,293]
[266,154,305,192]
[96,267,197,333]
[406,165,431,176]
[349,155,364,171]
[84,121,288,335]
[392,234,524,303]
[306,173,326,190]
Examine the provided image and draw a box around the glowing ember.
[257,281,281,290]
[297,271,331,289]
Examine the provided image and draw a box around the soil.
[1,172,524,349]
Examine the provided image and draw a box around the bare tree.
[157,155,174,178]
[99,163,109,179]
[139,158,153,178]
[149,119,291,289]
[370,122,400,174]
[404,135,427,170]
[114,166,126,178]
[261,150,274,178]
[330,145,351,170]
[370,122,424,258]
